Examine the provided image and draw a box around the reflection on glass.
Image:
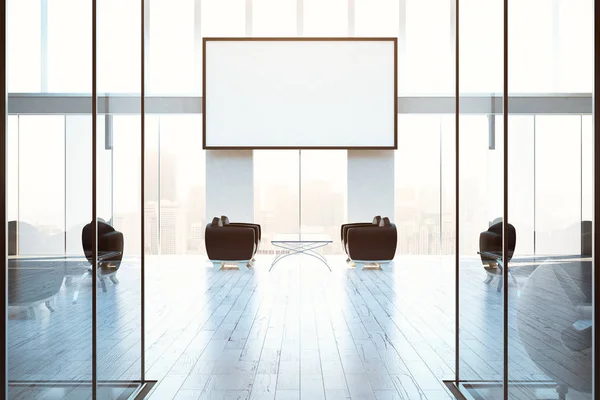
[7,115,93,399]
[507,116,592,399]
[458,114,504,396]
[505,3,593,396]
[95,115,142,393]
[95,0,143,393]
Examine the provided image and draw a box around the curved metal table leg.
[270,240,331,271]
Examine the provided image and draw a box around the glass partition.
[457,0,505,397]
[6,0,93,396]
[3,1,596,399]
[457,0,594,399]
[95,0,143,396]
[8,117,94,397]
[506,0,593,398]
[6,0,144,397]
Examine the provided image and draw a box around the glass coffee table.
[270,233,332,271]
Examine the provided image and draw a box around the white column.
[347,150,395,223]
[206,150,254,223]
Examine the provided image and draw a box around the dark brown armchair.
[73,220,124,303]
[205,217,256,271]
[345,217,397,271]
[479,221,517,291]
[479,221,516,265]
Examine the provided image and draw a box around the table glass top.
[271,233,332,243]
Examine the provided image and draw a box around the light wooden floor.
[143,255,459,400]
[6,254,593,400]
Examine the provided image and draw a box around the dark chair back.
[205,217,255,261]
[346,217,397,261]
[479,221,516,264]
[82,221,124,273]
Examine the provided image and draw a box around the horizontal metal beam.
[7,94,203,115]
[7,93,593,115]
[399,94,592,114]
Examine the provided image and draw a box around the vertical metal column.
[502,0,509,398]
[91,0,98,397]
[1,0,8,397]
[297,1,302,239]
[593,0,599,396]
[454,0,460,385]
[141,0,146,384]
[299,150,302,239]
[40,0,48,92]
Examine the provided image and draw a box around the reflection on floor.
[7,255,593,400]
[8,383,139,400]
[461,382,582,400]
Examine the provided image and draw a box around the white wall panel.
[206,150,254,223]
[347,150,394,223]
